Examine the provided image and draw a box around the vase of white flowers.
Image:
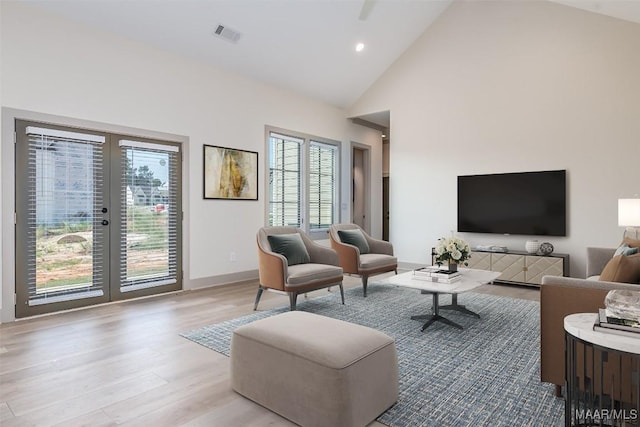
[434,237,471,271]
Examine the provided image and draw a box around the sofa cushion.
[359,253,397,270]
[267,233,310,266]
[614,244,639,257]
[338,229,370,254]
[623,237,640,249]
[599,254,640,284]
[286,263,343,286]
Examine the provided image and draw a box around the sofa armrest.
[257,243,287,290]
[539,276,638,388]
[329,236,360,274]
[586,247,616,278]
[305,240,340,266]
[366,236,394,256]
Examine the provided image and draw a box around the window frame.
[265,126,341,239]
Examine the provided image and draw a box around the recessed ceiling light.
[355,43,365,52]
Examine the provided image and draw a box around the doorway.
[14,120,182,317]
[352,145,369,233]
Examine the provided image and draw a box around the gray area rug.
[181,282,564,427]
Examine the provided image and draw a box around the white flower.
[434,236,471,264]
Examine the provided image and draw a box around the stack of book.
[413,267,461,284]
[593,308,640,338]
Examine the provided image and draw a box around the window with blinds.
[119,140,180,291]
[309,141,337,229]
[267,129,340,232]
[23,126,107,305]
[268,133,302,227]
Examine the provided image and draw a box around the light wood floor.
[0,273,539,427]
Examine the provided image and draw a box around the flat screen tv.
[457,170,566,236]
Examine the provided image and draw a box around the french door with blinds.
[15,120,182,317]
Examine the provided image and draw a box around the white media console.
[467,250,569,287]
[431,248,570,287]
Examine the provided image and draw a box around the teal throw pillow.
[614,244,639,257]
[267,233,311,266]
[338,229,370,254]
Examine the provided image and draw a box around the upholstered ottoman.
[230,311,398,427]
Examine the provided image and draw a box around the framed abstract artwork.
[203,145,258,200]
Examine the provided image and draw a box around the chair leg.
[395,269,398,275]
[253,286,265,311]
[339,283,345,304]
[362,275,369,297]
[554,384,562,397]
[288,292,298,311]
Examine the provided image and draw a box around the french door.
[15,120,182,317]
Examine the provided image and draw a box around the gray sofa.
[540,237,639,396]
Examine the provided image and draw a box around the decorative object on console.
[618,198,640,240]
[525,240,540,254]
[538,242,554,255]
[434,237,471,272]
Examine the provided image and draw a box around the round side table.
[564,313,640,426]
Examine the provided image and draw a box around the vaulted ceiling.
[16,0,640,109]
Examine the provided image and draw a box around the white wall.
[0,2,383,320]
[350,1,640,277]
[0,3,3,314]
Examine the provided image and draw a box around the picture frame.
[203,145,258,200]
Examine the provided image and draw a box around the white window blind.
[25,126,106,303]
[309,141,337,230]
[267,129,340,232]
[268,132,302,227]
[119,141,179,291]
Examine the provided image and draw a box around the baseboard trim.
[188,270,259,290]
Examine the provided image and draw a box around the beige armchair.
[256,226,344,311]
[329,224,397,297]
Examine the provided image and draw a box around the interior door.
[383,176,389,241]
[352,147,366,230]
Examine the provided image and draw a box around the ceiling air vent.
[213,24,241,43]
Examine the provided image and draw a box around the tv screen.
[457,170,566,236]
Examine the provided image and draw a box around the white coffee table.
[385,268,501,331]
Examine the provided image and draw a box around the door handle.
[102,220,109,226]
